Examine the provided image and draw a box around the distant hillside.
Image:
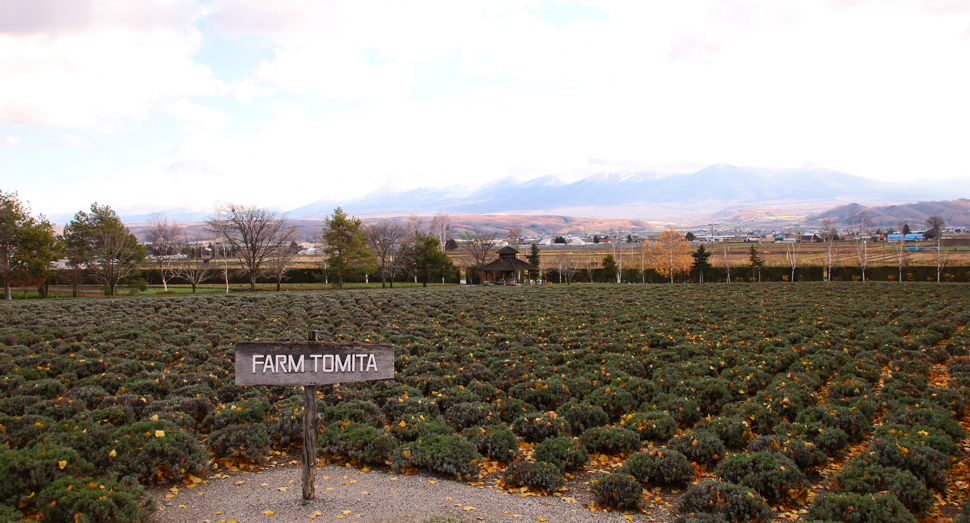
[804,199,970,228]
[128,214,657,243]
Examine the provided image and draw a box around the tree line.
[0,191,460,298]
[0,188,958,300]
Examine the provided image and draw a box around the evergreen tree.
[64,203,145,296]
[527,243,541,281]
[0,190,30,300]
[0,191,59,299]
[13,217,58,298]
[602,253,619,282]
[748,244,765,282]
[410,232,453,287]
[691,245,713,283]
[322,207,374,289]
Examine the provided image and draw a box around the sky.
[1,0,969,223]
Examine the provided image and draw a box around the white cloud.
[8,0,970,219]
[0,0,223,132]
[1,135,20,147]
[165,100,233,130]
[255,46,415,100]
[60,134,84,148]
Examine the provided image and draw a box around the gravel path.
[148,464,675,523]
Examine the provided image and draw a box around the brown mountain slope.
[805,199,970,228]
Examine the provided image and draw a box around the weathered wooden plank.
[302,331,319,502]
[234,341,394,386]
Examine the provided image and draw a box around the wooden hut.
[477,246,538,284]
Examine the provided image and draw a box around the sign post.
[234,333,394,502]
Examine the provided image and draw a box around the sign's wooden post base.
[302,330,319,503]
[233,332,394,505]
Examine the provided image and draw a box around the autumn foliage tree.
[651,226,691,283]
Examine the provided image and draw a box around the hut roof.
[496,246,519,255]
[478,257,538,272]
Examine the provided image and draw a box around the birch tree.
[786,229,801,282]
[653,226,691,284]
[926,215,948,282]
[849,209,873,282]
[638,239,651,283]
[607,225,625,283]
[428,212,452,247]
[146,213,183,292]
[820,218,837,281]
[177,232,212,293]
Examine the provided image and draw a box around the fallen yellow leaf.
[57,460,67,470]
[108,449,117,458]
[263,510,274,515]
[155,430,165,438]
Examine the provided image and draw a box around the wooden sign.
[235,341,394,386]
[233,334,395,503]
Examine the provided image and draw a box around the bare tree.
[205,202,293,292]
[507,225,522,247]
[554,249,578,284]
[146,213,184,292]
[849,209,873,282]
[406,214,424,235]
[462,231,498,267]
[820,218,837,281]
[265,238,299,291]
[723,245,732,283]
[428,212,452,247]
[926,215,948,282]
[367,220,408,288]
[581,245,597,282]
[177,231,212,293]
